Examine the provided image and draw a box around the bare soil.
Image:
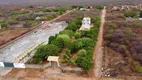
[3,68,94,80]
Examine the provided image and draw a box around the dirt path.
[94,6,106,78]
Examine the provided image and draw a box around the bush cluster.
[1,22,8,28]
[23,21,37,27]
[95,5,104,10]
[33,44,60,63]
[124,12,137,18]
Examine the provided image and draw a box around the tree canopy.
[33,44,60,63]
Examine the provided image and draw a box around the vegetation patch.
[33,16,101,70]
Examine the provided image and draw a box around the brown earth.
[2,68,95,80]
[0,29,29,46]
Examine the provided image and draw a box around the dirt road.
[94,6,106,78]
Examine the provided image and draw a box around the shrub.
[23,21,37,27]
[108,29,114,33]
[48,36,56,44]
[7,19,18,25]
[61,49,71,63]
[134,61,142,73]
[111,30,125,43]
[70,38,94,52]
[77,49,87,56]
[69,58,76,65]
[42,8,52,12]
[34,44,60,63]
[72,5,83,9]
[61,49,76,65]
[107,23,118,29]
[72,5,78,9]
[60,30,74,38]
[58,8,66,15]
[29,5,34,8]
[47,15,54,20]
[74,31,81,39]
[74,17,82,25]
[86,28,98,40]
[56,34,72,48]
[66,21,78,32]
[124,12,137,18]
[93,16,101,26]
[1,23,8,28]
[95,5,104,10]
[76,55,93,70]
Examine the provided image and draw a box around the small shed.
[47,56,60,67]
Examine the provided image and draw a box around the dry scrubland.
[102,5,142,79]
[0,6,66,47]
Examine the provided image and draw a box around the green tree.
[74,31,81,39]
[61,49,71,63]
[72,5,78,9]
[58,8,66,15]
[34,44,60,63]
[77,49,87,56]
[48,36,56,44]
[70,38,94,52]
[76,55,93,70]
[95,5,104,10]
[60,30,74,38]
[7,19,18,25]
[42,8,52,12]
[55,34,72,48]
[23,21,37,27]
[47,15,54,20]
[72,5,83,9]
[1,23,8,28]
[124,12,137,17]
[66,21,78,32]
[134,61,142,73]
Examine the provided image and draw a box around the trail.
[94,6,106,79]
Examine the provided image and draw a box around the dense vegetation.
[33,16,101,70]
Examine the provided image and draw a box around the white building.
[80,17,91,30]
[80,8,86,11]
[112,6,119,11]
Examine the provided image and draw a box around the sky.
[0,0,141,6]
